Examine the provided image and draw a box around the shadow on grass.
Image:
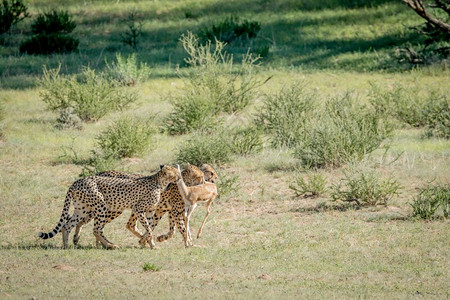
[0,243,143,250]
[292,201,359,213]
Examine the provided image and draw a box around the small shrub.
[290,172,327,198]
[199,16,261,45]
[39,66,138,122]
[79,150,118,178]
[230,126,263,155]
[0,0,29,34]
[294,93,393,168]
[410,183,450,219]
[331,167,400,207]
[176,131,233,166]
[179,32,267,114]
[217,173,240,199]
[31,10,76,34]
[19,33,79,55]
[255,84,315,148]
[55,107,82,130]
[96,117,155,159]
[424,94,450,139]
[0,101,5,139]
[164,92,218,135]
[142,262,161,272]
[122,10,142,50]
[106,53,151,86]
[20,10,78,55]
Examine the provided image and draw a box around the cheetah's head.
[200,164,218,183]
[182,163,205,186]
[159,164,182,186]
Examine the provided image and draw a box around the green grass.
[1,0,450,298]
[0,0,437,89]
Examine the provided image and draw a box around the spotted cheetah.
[97,164,218,247]
[38,165,181,249]
[151,164,218,247]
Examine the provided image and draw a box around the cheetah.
[38,165,181,249]
[98,164,218,247]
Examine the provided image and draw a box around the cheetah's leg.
[62,210,83,249]
[92,203,119,249]
[173,212,190,248]
[134,207,156,249]
[156,210,175,243]
[126,212,144,240]
[73,210,94,246]
[197,198,215,239]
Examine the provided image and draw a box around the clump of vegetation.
[142,262,161,272]
[294,93,393,168]
[39,66,137,122]
[398,0,450,66]
[165,92,218,135]
[331,167,400,207]
[106,53,151,86]
[176,130,233,166]
[122,10,142,50]
[55,107,82,130]
[410,183,449,219]
[290,172,327,198]
[255,84,315,148]
[20,10,78,54]
[229,126,263,155]
[423,94,450,139]
[0,100,5,140]
[217,173,240,199]
[96,116,155,159]
[0,0,29,34]
[79,150,118,178]
[166,32,267,135]
[369,84,449,138]
[199,16,261,45]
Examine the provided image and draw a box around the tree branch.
[402,0,450,33]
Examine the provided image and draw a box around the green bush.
[289,172,327,198]
[255,84,315,148]
[106,53,151,86]
[410,183,450,219]
[122,10,142,50]
[294,93,393,168]
[180,32,266,113]
[0,0,29,34]
[0,101,5,139]
[164,92,218,135]
[369,84,449,138]
[39,66,137,122]
[424,94,450,139]
[31,10,76,34]
[79,150,118,178]
[229,126,263,155]
[96,117,155,159]
[217,173,240,199]
[331,167,400,207]
[142,262,161,272]
[20,10,78,55]
[176,131,233,166]
[55,107,82,130]
[199,16,261,45]
[19,34,79,55]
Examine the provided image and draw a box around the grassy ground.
[1,0,449,298]
[1,71,449,298]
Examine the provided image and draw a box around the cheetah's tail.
[38,191,72,240]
